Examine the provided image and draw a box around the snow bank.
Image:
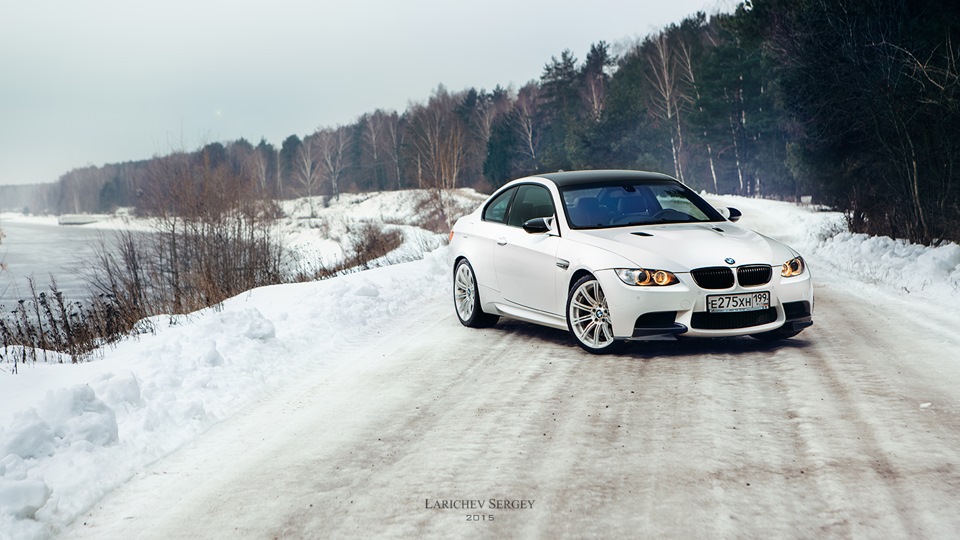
[810,231,960,295]
[0,248,452,539]
[709,194,960,307]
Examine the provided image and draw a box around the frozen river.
[0,218,109,305]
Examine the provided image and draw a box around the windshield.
[561,180,725,229]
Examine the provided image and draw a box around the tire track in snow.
[794,280,960,537]
[774,281,960,538]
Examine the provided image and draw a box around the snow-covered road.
[66,261,960,537]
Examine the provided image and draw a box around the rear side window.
[483,188,516,223]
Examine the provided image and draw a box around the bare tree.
[316,126,350,200]
[363,110,392,190]
[408,101,442,189]
[383,111,405,190]
[295,137,323,214]
[677,36,719,192]
[471,90,511,149]
[581,42,614,122]
[513,82,540,165]
[646,32,689,183]
[408,86,468,190]
[582,72,607,122]
[251,147,270,198]
[363,111,384,165]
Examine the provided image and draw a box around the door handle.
[496,237,507,246]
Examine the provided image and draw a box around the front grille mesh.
[737,265,772,287]
[691,267,734,289]
[691,307,778,330]
[692,265,772,289]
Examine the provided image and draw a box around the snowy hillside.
[275,189,485,274]
[2,192,960,539]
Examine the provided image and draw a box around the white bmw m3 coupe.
[449,170,813,354]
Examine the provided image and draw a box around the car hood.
[570,222,797,271]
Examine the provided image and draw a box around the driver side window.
[507,184,555,227]
[483,187,516,224]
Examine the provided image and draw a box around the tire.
[566,275,622,354]
[453,259,499,328]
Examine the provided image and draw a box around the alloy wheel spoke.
[572,299,593,312]
[581,320,597,341]
[579,285,597,306]
[572,314,592,325]
[591,321,603,345]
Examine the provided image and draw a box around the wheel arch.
[568,269,595,291]
[453,255,469,276]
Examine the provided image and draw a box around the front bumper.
[596,268,814,340]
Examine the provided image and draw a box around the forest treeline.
[3,0,958,245]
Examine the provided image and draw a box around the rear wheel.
[567,275,622,354]
[453,259,499,328]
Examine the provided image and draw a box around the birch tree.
[581,41,614,122]
[383,111,405,190]
[677,34,719,192]
[316,126,349,200]
[646,32,688,183]
[513,82,540,166]
[295,136,323,215]
[408,86,468,190]
[363,110,387,190]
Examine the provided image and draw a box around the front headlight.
[781,256,805,277]
[615,268,679,286]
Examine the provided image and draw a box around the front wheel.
[453,259,499,328]
[566,275,622,354]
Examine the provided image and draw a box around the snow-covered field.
[2,191,960,539]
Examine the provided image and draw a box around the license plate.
[706,291,770,313]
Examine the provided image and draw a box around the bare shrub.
[0,278,138,364]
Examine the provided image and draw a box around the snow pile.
[808,231,960,296]
[0,249,452,539]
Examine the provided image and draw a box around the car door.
[494,184,561,315]
[469,186,518,293]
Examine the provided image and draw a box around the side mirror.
[522,217,551,234]
[725,207,742,222]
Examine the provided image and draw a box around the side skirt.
[491,302,568,331]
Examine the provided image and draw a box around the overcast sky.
[0,0,733,186]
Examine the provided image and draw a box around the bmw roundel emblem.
[724,258,736,265]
